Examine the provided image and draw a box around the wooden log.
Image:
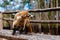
[0,35,27,40]
[0,30,27,40]
[2,18,60,23]
[1,7,60,14]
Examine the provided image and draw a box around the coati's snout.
[30,14,34,18]
[19,13,34,18]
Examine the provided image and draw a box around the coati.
[12,11,33,35]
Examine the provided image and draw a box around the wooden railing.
[1,7,60,14]
[1,7,60,23]
[0,7,60,40]
[2,18,60,23]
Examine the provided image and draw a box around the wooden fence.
[0,7,60,35]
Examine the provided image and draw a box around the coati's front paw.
[12,30,16,35]
[12,27,17,35]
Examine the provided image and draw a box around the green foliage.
[0,4,5,7]
[48,12,51,20]
[3,21,9,27]
[3,14,10,18]
[58,0,60,6]
[4,1,9,6]
[24,0,30,3]
[10,0,13,1]
[41,23,48,27]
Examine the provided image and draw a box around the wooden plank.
[1,7,60,14]
[2,18,60,23]
[30,20,60,23]
[0,30,27,40]
[0,30,60,40]
[0,35,27,40]
[0,12,3,30]
[3,18,13,21]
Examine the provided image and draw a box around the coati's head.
[17,11,34,19]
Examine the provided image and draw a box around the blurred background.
[0,0,52,11]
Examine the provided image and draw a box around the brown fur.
[12,11,32,34]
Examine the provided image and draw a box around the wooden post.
[50,0,57,35]
[44,0,49,34]
[0,12,3,30]
[38,0,42,33]
[56,0,58,35]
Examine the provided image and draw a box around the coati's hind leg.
[28,25,32,33]
[24,25,32,34]
[24,26,29,34]
[19,27,24,34]
[24,19,32,34]
[18,26,29,34]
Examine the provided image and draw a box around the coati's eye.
[26,15,30,17]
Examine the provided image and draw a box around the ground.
[0,30,60,40]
